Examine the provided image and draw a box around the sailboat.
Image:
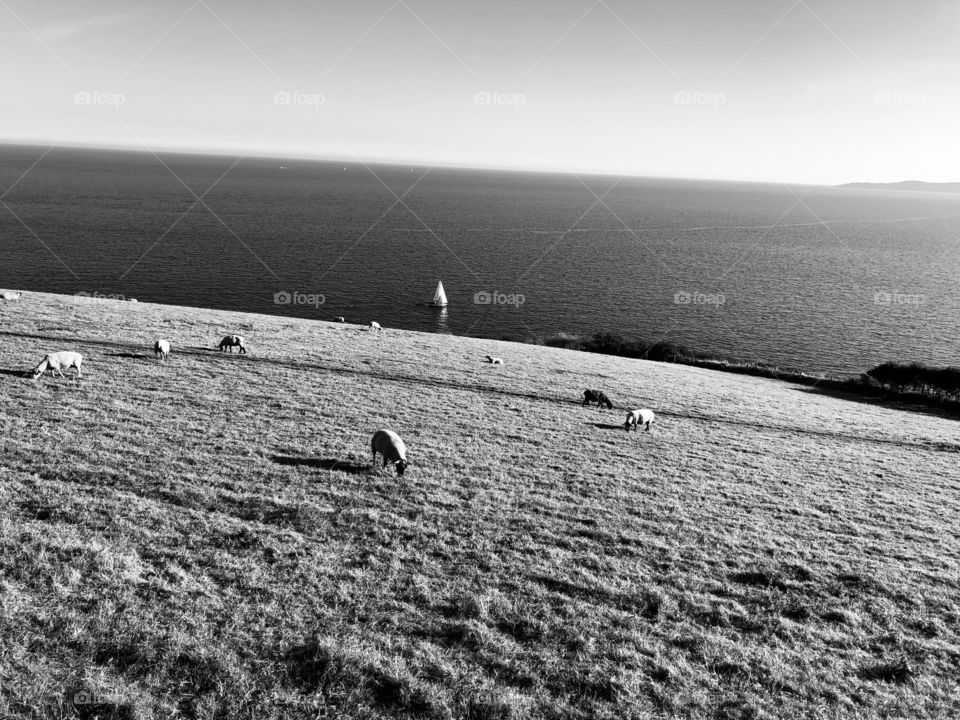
[429,280,448,307]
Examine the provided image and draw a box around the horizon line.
[0,137,843,188]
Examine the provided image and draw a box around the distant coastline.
[839,181,960,194]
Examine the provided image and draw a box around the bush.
[866,362,960,401]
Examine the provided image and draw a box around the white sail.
[430,280,448,306]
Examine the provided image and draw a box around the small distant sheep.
[31,351,83,380]
[335,316,345,323]
[624,408,656,432]
[218,335,246,354]
[128,299,138,303]
[371,429,408,476]
[582,389,613,409]
[0,291,22,301]
[154,339,171,361]
[369,321,382,332]
[485,355,503,365]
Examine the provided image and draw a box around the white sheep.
[369,321,382,332]
[218,335,246,353]
[335,316,345,323]
[624,408,656,432]
[485,355,503,365]
[31,351,83,380]
[154,339,171,361]
[371,429,408,476]
[0,291,22,301]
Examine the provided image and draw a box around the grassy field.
[1,292,958,720]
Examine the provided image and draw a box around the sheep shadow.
[270,455,369,475]
[0,368,28,377]
[200,346,249,355]
[106,352,151,360]
[592,422,626,431]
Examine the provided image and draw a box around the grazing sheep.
[218,335,246,353]
[371,429,408,476]
[369,321,382,332]
[335,316,345,323]
[31,351,83,380]
[129,299,138,303]
[485,355,503,365]
[154,339,171,361]
[624,408,656,432]
[0,291,22,301]
[582,389,613,409]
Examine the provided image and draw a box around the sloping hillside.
[1,293,958,719]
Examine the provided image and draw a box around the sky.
[1,0,959,184]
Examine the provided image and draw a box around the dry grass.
[1,292,958,719]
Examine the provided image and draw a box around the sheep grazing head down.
[394,459,408,476]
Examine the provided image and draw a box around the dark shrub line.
[864,362,960,402]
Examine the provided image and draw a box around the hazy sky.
[2,0,959,183]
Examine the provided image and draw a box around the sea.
[1,144,958,377]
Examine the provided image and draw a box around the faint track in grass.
[2,330,958,455]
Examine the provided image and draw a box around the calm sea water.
[1,145,959,376]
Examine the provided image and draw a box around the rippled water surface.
[1,145,958,375]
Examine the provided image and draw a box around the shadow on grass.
[858,657,914,683]
[283,639,438,715]
[592,422,626,431]
[798,384,960,422]
[0,368,28,377]
[106,352,150,360]
[270,455,369,474]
